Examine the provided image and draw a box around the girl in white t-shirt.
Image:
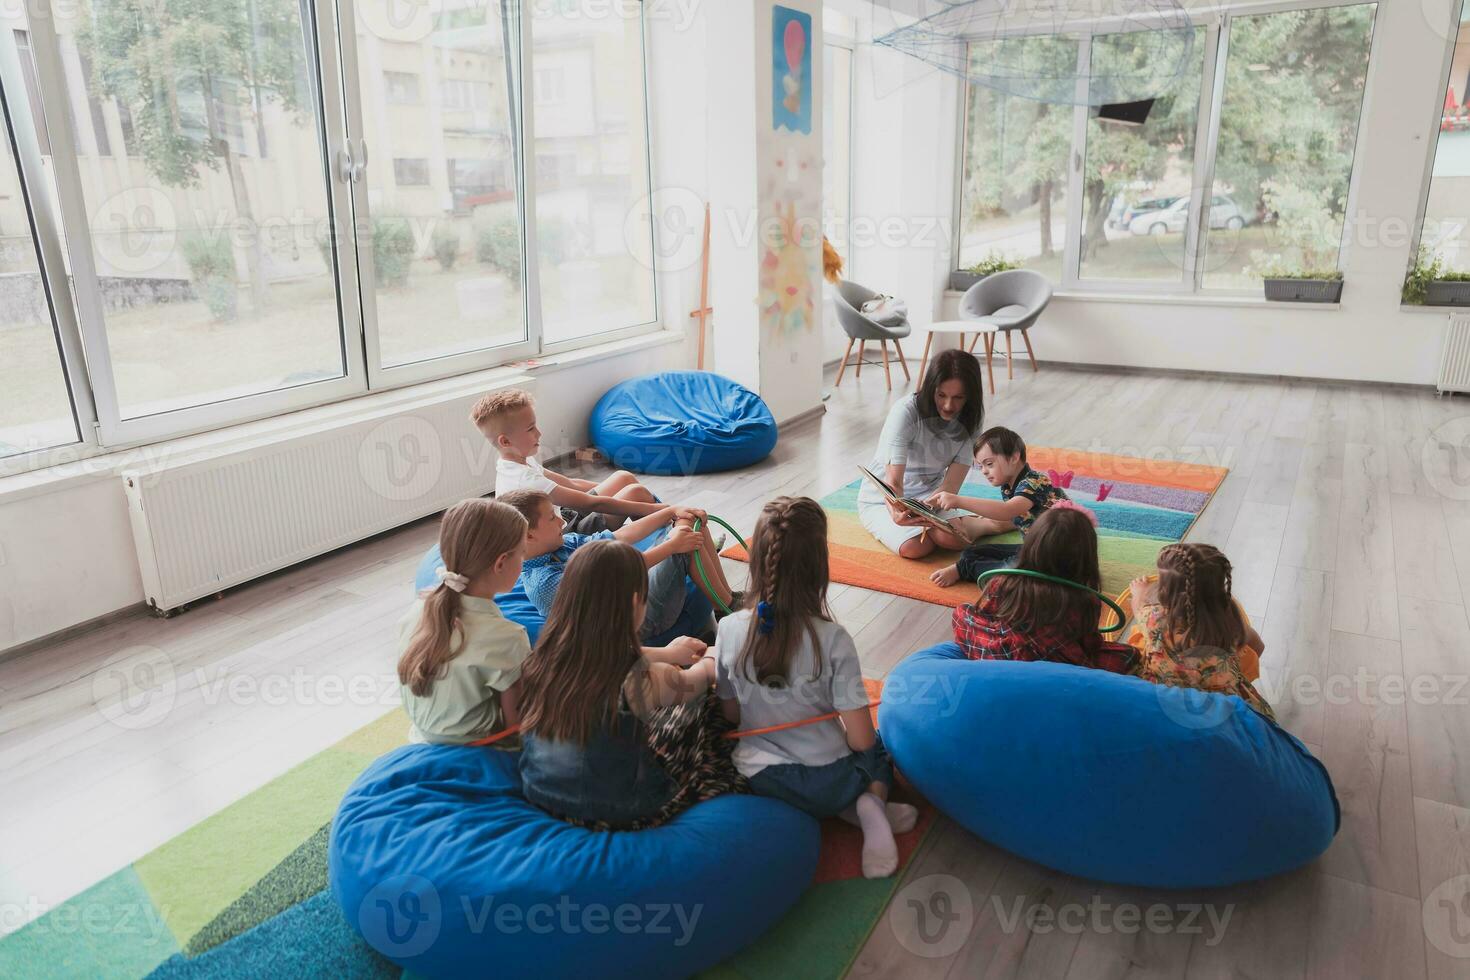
[716,496,917,878]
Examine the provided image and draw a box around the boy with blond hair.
[472,389,666,529]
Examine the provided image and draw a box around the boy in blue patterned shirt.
[498,490,739,642]
[925,427,1068,587]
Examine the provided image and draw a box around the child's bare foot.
[929,564,960,588]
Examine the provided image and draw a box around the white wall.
[822,1,967,370]
[648,0,825,420]
[0,341,684,655]
[847,0,1458,386]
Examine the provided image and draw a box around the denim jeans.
[641,549,693,641]
[956,542,1022,584]
[747,737,896,819]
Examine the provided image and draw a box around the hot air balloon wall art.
[771,5,812,134]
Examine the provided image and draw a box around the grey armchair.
[958,269,1052,392]
[832,279,913,390]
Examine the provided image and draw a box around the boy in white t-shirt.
[472,389,667,529]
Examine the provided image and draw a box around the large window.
[1415,3,1470,272]
[1079,28,1204,284]
[0,0,659,472]
[529,2,656,347]
[957,35,1076,275]
[954,3,1377,293]
[52,0,352,430]
[823,21,854,361]
[823,41,852,260]
[348,0,529,375]
[1202,5,1375,288]
[0,78,79,460]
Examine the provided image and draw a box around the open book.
[858,465,973,543]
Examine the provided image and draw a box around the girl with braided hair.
[1126,543,1274,721]
[715,496,916,878]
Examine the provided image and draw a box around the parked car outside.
[1128,195,1246,236]
[1117,195,1181,229]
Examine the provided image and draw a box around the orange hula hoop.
[464,699,883,746]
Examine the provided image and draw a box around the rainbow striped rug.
[0,684,936,980]
[725,447,1228,607]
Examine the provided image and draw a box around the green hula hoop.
[976,567,1129,634]
[692,516,747,615]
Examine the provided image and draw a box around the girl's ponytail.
[737,496,831,685]
[399,498,528,696]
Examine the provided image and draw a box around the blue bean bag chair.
[589,372,777,475]
[879,643,1340,888]
[330,745,818,979]
[413,541,711,646]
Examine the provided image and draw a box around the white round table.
[917,319,1000,394]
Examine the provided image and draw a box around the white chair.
[958,269,1053,388]
[832,279,912,390]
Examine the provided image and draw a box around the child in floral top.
[1126,543,1274,721]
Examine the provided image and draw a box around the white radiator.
[1440,314,1470,394]
[122,377,533,613]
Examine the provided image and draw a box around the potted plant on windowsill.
[950,253,1020,292]
[1402,247,1470,306]
[1257,262,1344,304]
[1251,185,1344,303]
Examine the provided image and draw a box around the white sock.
[839,801,919,835]
[853,792,899,878]
[840,799,917,834]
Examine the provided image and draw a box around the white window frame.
[17,0,370,450]
[0,0,663,474]
[534,1,661,357]
[333,0,541,392]
[0,30,97,470]
[950,0,1379,299]
[823,29,856,281]
[1406,0,1470,280]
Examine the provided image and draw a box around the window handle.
[354,138,369,182]
[336,142,354,184]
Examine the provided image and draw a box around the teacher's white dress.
[857,395,976,554]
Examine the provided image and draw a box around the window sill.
[1397,303,1469,315]
[0,329,686,505]
[944,288,1340,311]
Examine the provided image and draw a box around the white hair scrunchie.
[436,567,470,592]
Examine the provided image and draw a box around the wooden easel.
[689,202,713,369]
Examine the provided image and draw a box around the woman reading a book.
[856,349,986,560]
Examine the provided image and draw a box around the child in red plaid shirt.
[950,504,1138,674]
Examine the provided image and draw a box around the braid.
[1179,547,1198,638]
[1158,543,1243,654]
[738,496,829,685]
[761,505,791,604]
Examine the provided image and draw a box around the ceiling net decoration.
[872,0,1196,106]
